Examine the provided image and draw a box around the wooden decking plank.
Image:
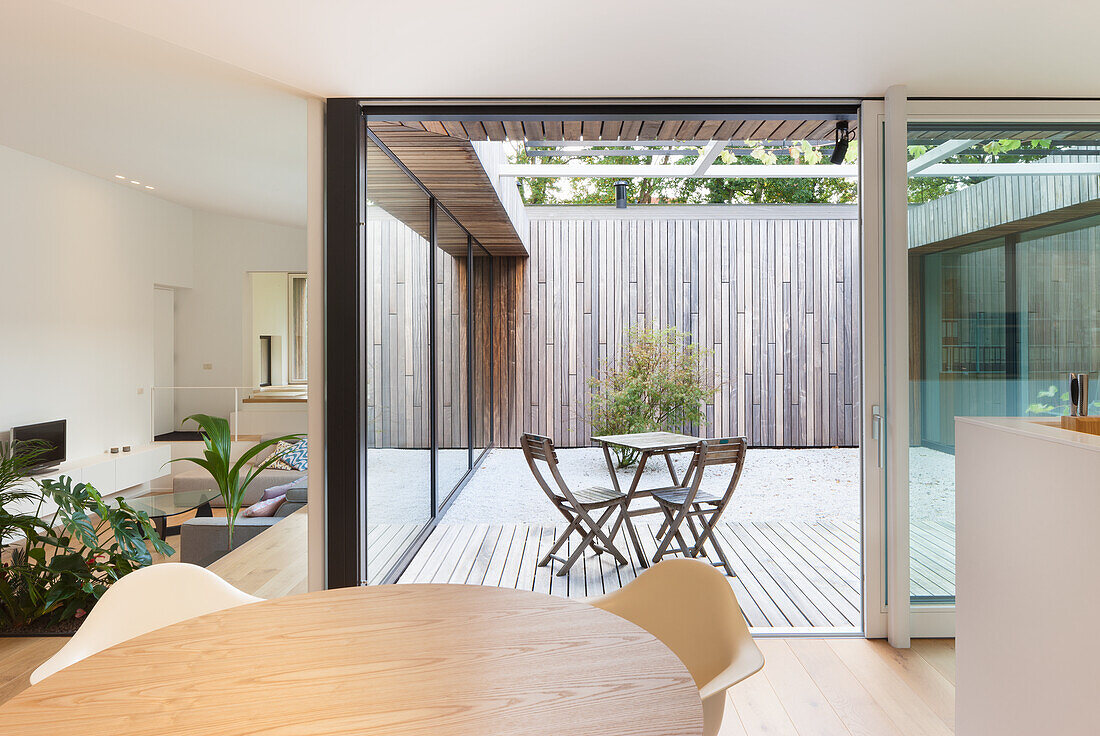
[741,521,855,626]
[482,524,517,587]
[756,522,861,620]
[396,520,953,631]
[497,524,529,589]
[712,524,804,627]
[777,522,862,594]
[447,524,490,584]
[799,521,861,569]
[728,522,831,626]
[532,526,556,595]
[429,524,479,584]
[464,524,502,585]
[405,524,461,584]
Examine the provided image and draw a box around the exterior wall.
[499,205,862,448]
[908,159,1100,251]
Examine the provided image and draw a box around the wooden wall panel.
[495,206,862,448]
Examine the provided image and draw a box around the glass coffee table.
[126,489,220,538]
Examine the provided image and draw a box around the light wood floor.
[723,638,955,736]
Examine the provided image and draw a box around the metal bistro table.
[591,431,701,568]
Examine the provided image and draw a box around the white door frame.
[881,97,1100,641]
[858,98,888,640]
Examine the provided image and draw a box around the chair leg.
[694,511,735,577]
[538,515,581,567]
[588,504,629,565]
[652,502,691,563]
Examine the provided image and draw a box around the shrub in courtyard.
[587,324,719,467]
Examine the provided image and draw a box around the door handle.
[871,405,885,469]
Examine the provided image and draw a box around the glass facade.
[362,134,494,582]
[907,125,1100,602]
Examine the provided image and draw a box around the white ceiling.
[3,0,1099,229]
[50,0,1100,99]
[0,1,307,227]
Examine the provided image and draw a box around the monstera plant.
[171,414,302,549]
[0,442,172,633]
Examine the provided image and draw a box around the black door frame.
[324,99,860,589]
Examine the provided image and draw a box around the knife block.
[1060,415,1100,436]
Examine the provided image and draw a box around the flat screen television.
[11,420,67,470]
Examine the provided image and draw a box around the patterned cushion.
[267,439,308,471]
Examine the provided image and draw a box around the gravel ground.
[367,445,957,526]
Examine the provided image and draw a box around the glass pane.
[472,241,492,459]
[364,137,432,582]
[435,209,470,500]
[907,124,1100,603]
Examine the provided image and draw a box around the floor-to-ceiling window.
[357,130,495,583]
[363,136,434,583]
[907,123,1100,604]
[435,209,471,503]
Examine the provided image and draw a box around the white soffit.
[54,0,1100,99]
[0,1,307,227]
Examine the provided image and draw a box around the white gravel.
[368,445,957,527]
[443,446,863,524]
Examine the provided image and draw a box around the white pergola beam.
[499,163,858,179]
[691,141,727,176]
[906,139,980,174]
[499,161,1100,180]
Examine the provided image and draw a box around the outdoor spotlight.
[614,180,629,208]
[830,122,851,165]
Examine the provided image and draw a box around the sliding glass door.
[878,100,1100,637]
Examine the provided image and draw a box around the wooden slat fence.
[367,205,862,450]
[503,205,861,447]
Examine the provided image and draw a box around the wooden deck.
[399,519,955,630]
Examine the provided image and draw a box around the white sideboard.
[31,443,172,495]
[955,417,1100,736]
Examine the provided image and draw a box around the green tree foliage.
[514,137,1056,207]
[587,324,719,467]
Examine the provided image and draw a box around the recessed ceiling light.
[145,185,154,190]
[115,174,126,179]
[130,180,140,185]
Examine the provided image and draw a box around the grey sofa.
[180,484,307,567]
[172,437,304,508]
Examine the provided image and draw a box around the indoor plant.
[0,442,172,634]
[171,414,302,550]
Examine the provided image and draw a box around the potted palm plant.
[171,415,303,550]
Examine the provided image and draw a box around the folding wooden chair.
[520,433,630,576]
[651,437,748,577]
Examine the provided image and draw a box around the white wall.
[174,211,305,422]
[0,144,193,460]
[249,271,290,387]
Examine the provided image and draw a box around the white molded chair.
[592,558,764,736]
[30,563,261,684]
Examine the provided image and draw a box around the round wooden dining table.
[2,584,703,735]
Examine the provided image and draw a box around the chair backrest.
[681,436,747,510]
[520,433,574,504]
[30,563,262,684]
[592,558,764,736]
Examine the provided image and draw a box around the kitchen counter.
[955,416,1100,736]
